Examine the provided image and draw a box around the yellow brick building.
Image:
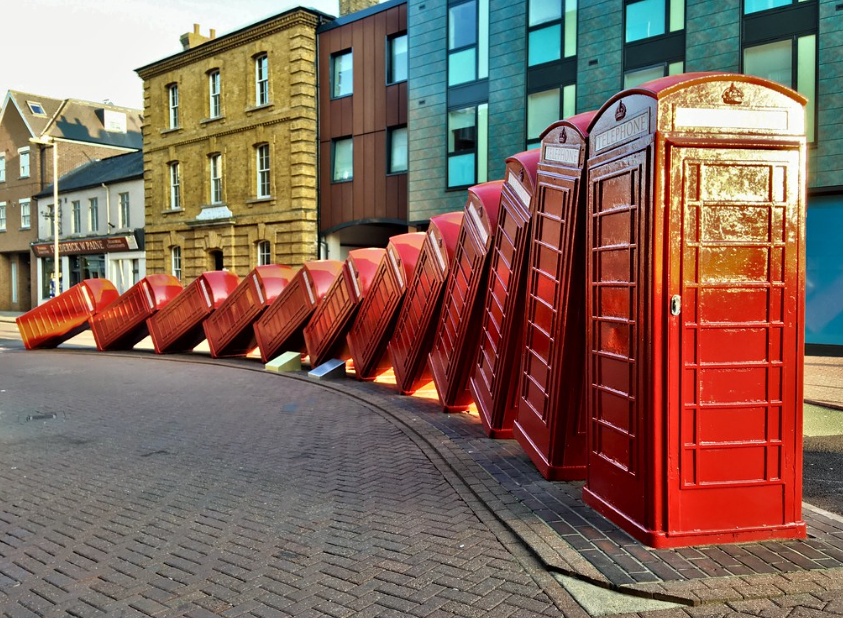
[135,9,330,281]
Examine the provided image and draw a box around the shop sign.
[31,235,138,258]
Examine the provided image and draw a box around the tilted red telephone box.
[514,111,596,479]
[254,260,343,363]
[347,233,426,380]
[303,248,384,368]
[17,279,119,349]
[147,271,240,354]
[583,73,807,547]
[90,274,182,351]
[204,265,294,358]
[428,181,503,412]
[388,212,464,395]
[469,150,541,438]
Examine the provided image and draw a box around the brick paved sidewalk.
[804,355,843,410]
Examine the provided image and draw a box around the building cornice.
[136,11,323,80]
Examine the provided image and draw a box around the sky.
[0,0,343,110]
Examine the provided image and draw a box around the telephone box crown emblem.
[518,168,525,182]
[560,127,568,143]
[722,83,744,105]
[615,100,627,121]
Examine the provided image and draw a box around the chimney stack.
[339,0,381,17]
[180,23,216,50]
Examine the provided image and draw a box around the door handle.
[670,295,681,316]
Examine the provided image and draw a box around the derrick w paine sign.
[31,235,138,257]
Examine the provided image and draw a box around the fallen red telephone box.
[303,248,384,368]
[147,271,240,354]
[347,233,426,380]
[470,150,541,438]
[583,73,807,547]
[388,212,464,395]
[253,260,344,363]
[428,181,503,412]
[16,279,119,349]
[204,265,295,358]
[513,111,596,479]
[90,274,183,351]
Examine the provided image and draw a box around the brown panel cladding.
[318,3,408,234]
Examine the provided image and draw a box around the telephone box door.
[666,146,802,535]
[586,147,651,529]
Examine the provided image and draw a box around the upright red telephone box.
[254,260,343,363]
[388,212,463,395]
[303,248,384,368]
[17,279,119,350]
[90,274,183,351]
[514,112,596,479]
[204,265,294,358]
[147,271,240,354]
[469,150,540,438]
[347,233,425,380]
[428,181,503,412]
[583,73,807,547]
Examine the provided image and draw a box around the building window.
[119,192,130,228]
[447,103,488,188]
[169,162,181,209]
[0,155,5,182]
[27,101,46,116]
[332,137,353,182]
[743,36,816,141]
[623,60,684,88]
[72,200,81,234]
[387,33,408,84]
[20,199,30,229]
[528,0,577,67]
[0,203,6,231]
[257,241,271,266]
[209,69,221,118]
[19,147,30,178]
[388,127,408,174]
[744,0,799,14]
[89,197,99,231]
[332,50,353,98]
[526,85,576,148]
[255,54,269,106]
[625,0,684,43]
[167,84,179,128]
[256,144,271,198]
[171,246,182,281]
[448,0,489,86]
[210,154,223,203]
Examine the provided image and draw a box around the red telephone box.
[470,150,541,438]
[583,73,807,547]
[303,248,384,368]
[347,233,426,380]
[254,260,343,363]
[428,181,503,412]
[204,265,294,358]
[17,279,119,349]
[147,271,240,354]
[513,111,596,479]
[388,212,464,395]
[90,274,182,351]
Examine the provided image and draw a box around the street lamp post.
[30,136,60,296]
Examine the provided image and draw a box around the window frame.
[526,0,578,68]
[19,199,30,230]
[387,126,409,175]
[257,240,271,267]
[387,32,408,85]
[446,103,488,190]
[171,246,182,281]
[71,200,81,234]
[209,154,223,204]
[169,162,181,210]
[525,84,578,149]
[447,0,480,87]
[0,202,6,231]
[256,144,271,198]
[89,197,99,231]
[119,192,130,228]
[0,155,5,183]
[331,49,354,99]
[167,84,179,129]
[332,137,354,183]
[743,0,808,15]
[255,53,269,106]
[18,147,30,178]
[208,69,221,118]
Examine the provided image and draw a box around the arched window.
[257,240,271,266]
